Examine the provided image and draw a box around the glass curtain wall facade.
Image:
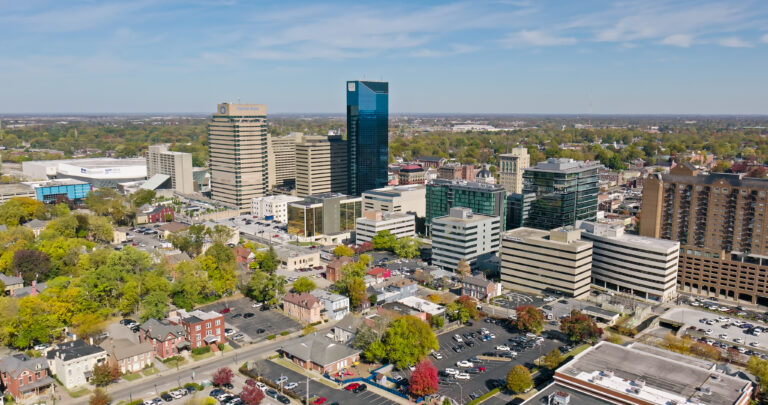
[347,81,389,195]
[426,179,507,232]
[522,159,601,230]
[339,200,362,232]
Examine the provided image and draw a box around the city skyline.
[1,1,767,115]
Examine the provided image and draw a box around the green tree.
[393,237,420,259]
[0,197,46,226]
[363,340,387,363]
[90,363,114,387]
[333,245,355,257]
[382,316,439,369]
[254,245,279,273]
[244,270,286,308]
[131,189,156,207]
[171,261,211,310]
[371,230,396,251]
[347,277,368,309]
[430,315,445,329]
[542,349,564,370]
[140,289,170,321]
[197,242,237,295]
[89,387,112,405]
[446,296,478,323]
[87,215,114,243]
[506,365,533,393]
[292,277,316,293]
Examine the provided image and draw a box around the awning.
[19,377,54,392]
[176,341,191,349]
[204,335,220,344]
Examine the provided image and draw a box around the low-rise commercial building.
[287,193,361,243]
[500,227,592,299]
[279,335,361,374]
[431,207,500,272]
[0,183,35,203]
[551,341,753,405]
[460,275,502,301]
[577,220,680,302]
[252,195,304,223]
[355,211,415,245]
[24,179,92,203]
[311,289,350,321]
[274,245,320,271]
[46,340,107,389]
[99,339,154,374]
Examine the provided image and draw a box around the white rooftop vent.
[633,379,646,388]
[551,392,571,405]
[602,370,614,377]
[630,387,641,394]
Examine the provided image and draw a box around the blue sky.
[1,0,767,114]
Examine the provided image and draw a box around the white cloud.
[501,30,577,47]
[660,34,694,47]
[0,1,153,33]
[409,44,478,58]
[761,33,768,43]
[718,36,752,47]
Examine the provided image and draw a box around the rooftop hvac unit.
[550,392,571,405]
[602,370,614,378]
[630,387,641,394]
[701,386,711,395]
[633,379,646,388]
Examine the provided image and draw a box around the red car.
[219,307,231,314]
[314,398,327,404]
[274,234,279,238]
[478,366,486,372]
[345,383,360,391]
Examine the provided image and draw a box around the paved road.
[90,332,307,405]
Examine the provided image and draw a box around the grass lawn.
[68,387,91,398]
[192,351,215,361]
[141,366,160,376]
[220,344,234,353]
[162,357,187,368]
[566,344,591,359]
[122,372,143,381]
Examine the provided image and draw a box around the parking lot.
[412,320,560,403]
[491,291,544,311]
[215,215,295,244]
[198,297,301,344]
[662,307,768,353]
[254,360,401,405]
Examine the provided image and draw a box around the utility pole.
[305,376,309,405]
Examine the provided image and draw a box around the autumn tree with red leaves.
[409,359,439,397]
[212,367,234,386]
[560,310,602,343]
[240,379,265,405]
[515,305,544,334]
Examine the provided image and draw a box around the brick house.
[168,309,226,349]
[0,353,53,401]
[99,338,155,374]
[325,256,354,282]
[283,292,323,324]
[280,335,361,374]
[138,319,188,359]
[460,275,502,301]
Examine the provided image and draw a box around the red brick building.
[138,319,188,359]
[169,309,226,349]
[146,205,175,223]
[0,354,54,401]
[326,256,354,282]
[366,267,391,283]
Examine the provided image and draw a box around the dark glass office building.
[347,81,389,195]
[523,158,602,230]
[426,179,507,233]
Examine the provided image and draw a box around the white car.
[170,391,183,399]
[275,376,288,384]
[496,345,511,351]
[690,301,700,306]
[453,334,464,343]
[525,333,537,339]
[256,382,267,390]
[704,329,713,335]
[456,361,473,368]
[444,368,459,375]
[719,333,728,339]
[750,342,760,347]
[284,382,298,390]
[432,352,443,360]
[734,337,744,344]
[455,373,471,380]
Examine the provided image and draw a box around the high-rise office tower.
[498,147,530,194]
[640,163,768,304]
[346,80,389,195]
[267,132,300,190]
[146,144,194,193]
[209,103,268,210]
[426,179,507,232]
[295,135,348,197]
[523,158,602,230]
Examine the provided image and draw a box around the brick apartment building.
[0,353,53,401]
[283,292,323,324]
[169,309,226,349]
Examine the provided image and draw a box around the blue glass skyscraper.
[346,80,389,195]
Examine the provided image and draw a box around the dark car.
[120,318,136,325]
[256,328,266,334]
[439,377,453,384]
[452,346,462,353]
[353,384,368,393]
[465,340,475,347]
[160,393,173,402]
[210,388,225,397]
[223,382,234,390]
[265,389,278,398]
[232,313,242,319]
[243,313,255,319]
[276,395,291,404]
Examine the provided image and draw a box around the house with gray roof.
[46,340,107,389]
[0,273,24,295]
[12,280,47,298]
[138,319,188,359]
[333,313,363,343]
[22,219,49,237]
[0,353,54,401]
[99,338,155,374]
[280,334,361,374]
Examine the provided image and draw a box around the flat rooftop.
[522,382,612,405]
[578,221,680,251]
[29,158,147,168]
[0,183,34,194]
[503,227,592,248]
[526,158,603,174]
[557,342,751,405]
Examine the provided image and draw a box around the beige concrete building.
[267,132,300,189]
[295,135,347,197]
[0,183,35,203]
[361,184,426,217]
[499,147,529,194]
[500,227,592,299]
[432,207,501,272]
[146,144,194,193]
[209,103,269,211]
[355,211,416,245]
